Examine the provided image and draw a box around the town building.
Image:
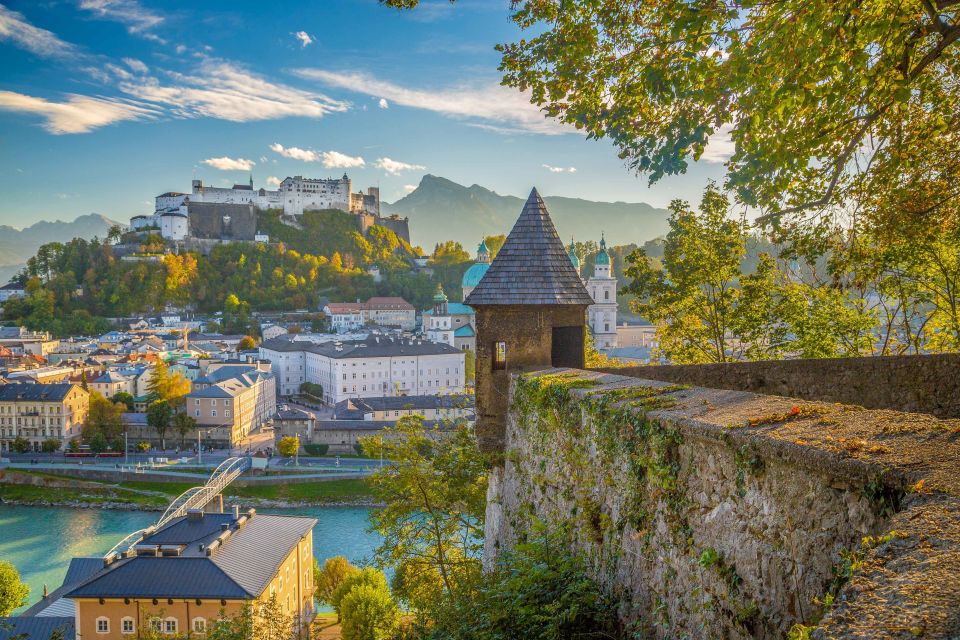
[272,405,316,442]
[0,383,89,452]
[260,334,465,404]
[0,281,26,302]
[324,297,416,332]
[334,394,474,422]
[46,509,317,639]
[568,236,618,350]
[89,371,135,398]
[186,364,277,448]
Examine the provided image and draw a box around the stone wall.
[594,353,960,418]
[485,369,960,639]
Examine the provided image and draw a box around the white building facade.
[569,236,618,350]
[261,335,465,404]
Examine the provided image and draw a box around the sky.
[0,0,729,228]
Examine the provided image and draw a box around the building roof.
[276,406,316,421]
[0,383,76,402]
[261,335,462,359]
[0,617,74,640]
[316,419,448,432]
[92,371,130,384]
[464,188,593,306]
[461,261,490,289]
[334,394,474,419]
[595,234,611,266]
[0,281,25,291]
[65,512,315,600]
[365,297,415,310]
[454,325,476,338]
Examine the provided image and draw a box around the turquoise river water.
[0,504,380,614]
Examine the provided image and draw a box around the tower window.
[493,342,507,370]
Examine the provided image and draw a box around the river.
[0,504,381,614]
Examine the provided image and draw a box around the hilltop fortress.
[131,174,410,246]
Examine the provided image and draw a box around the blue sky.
[0,0,728,228]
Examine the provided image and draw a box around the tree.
[10,436,29,453]
[276,436,299,458]
[110,391,135,411]
[0,560,29,616]
[463,348,476,385]
[361,416,487,614]
[315,556,360,606]
[137,441,151,452]
[146,360,190,406]
[237,335,256,350]
[172,412,197,448]
[483,234,506,259]
[339,583,400,640]
[146,400,173,450]
[41,438,60,453]
[83,392,125,445]
[329,567,391,617]
[253,594,290,640]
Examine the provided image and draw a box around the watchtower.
[465,188,593,453]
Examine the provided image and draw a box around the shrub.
[353,442,364,456]
[339,583,400,640]
[315,556,359,605]
[277,436,300,458]
[136,441,151,452]
[41,438,60,453]
[330,567,389,616]
[303,444,329,456]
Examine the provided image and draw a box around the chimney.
[233,505,240,519]
[187,508,204,520]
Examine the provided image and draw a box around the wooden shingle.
[464,188,594,306]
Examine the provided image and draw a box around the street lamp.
[295,433,300,467]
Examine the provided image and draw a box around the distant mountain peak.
[383,176,669,251]
[0,213,122,278]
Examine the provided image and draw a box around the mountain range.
[383,175,671,251]
[0,213,119,283]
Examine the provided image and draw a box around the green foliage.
[300,382,324,399]
[136,441,151,452]
[330,567,390,616]
[277,436,300,458]
[315,556,360,606]
[146,360,190,405]
[237,335,256,350]
[427,241,473,302]
[483,234,506,258]
[110,391,135,411]
[0,559,29,616]
[303,443,329,456]
[146,400,173,448]
[10,436,29,453]
[415,529,617,640]
[82,392,125,445]
[362,416,487,611]
[41,438,60,453]
[172,412,197,447]
[339,582,400,640]
[623,185,877,363]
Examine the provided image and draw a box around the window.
[196,410,201,417]
[493,341,507,370]
[121,617,135,634]
[211,410,217,417]
[192,618,207,634]
[96,617,109,634]
[164,618,178,634]
[604,290,610,300]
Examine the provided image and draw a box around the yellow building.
[0,383,89,452]
[59,509,315,639]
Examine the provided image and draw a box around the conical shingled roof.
[464,188,594,305]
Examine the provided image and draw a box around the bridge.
[103,456,251,560]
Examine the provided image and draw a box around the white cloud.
[269,143,319,162]
[402,184,417,193]
[375,157,425,176]
[700,124,735,163]
[265,176,282,187]
[0,5,79,59]
[378,98,389,109]
[269,143,365,169]
[294,68,571,135]
[78,0,165,41]
[0,90,157,133]
[117,58,349,122]
[175,44,187,54]
[201,156,256,171]
[123,57,148,74]
[321,151,365,169]
[542,164,577,173]
[294,31,314,47]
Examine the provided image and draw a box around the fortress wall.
[485,369,960,639]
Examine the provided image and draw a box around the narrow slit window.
[493,341,507,370]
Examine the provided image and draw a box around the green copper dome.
[433,283,448,303]
[595,233,610,266]
[462,239,492,289]
[568,238,581,271]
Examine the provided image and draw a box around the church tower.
[586,233,618,349]
[425,283,454,346]
[461,239,491,300]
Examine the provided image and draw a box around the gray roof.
[260,335,462,359]
[64,512,315,600]
[316,419,448,431]
[0,617,74,640]
[464,188,593,306]
[334,394,474,419]
[0,383,76,402]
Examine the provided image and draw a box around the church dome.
[462,261,490,289]
[595,234,610,266]
[568,238,581,271]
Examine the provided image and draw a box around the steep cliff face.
[486,370,960,639]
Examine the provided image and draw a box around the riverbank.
[0,469,378,510]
